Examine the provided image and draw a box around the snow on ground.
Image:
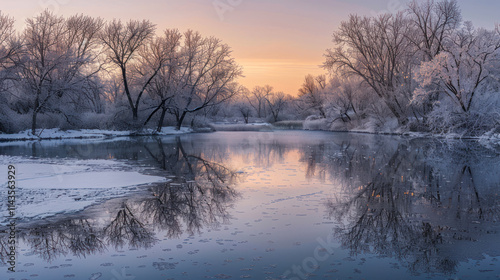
[209,123,273,131]
[0,127,193,141]
[0,156,167,223]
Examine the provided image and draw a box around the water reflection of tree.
[16,219,106,262]
[142,136,239,237]
[0,136,239,264]
[322,140,500,275]
[104,203,156,249]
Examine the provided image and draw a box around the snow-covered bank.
[209,122,273,131]
[0,156,167,222]
[306,126,500,145]
[0,127,193,141]
[300,117,500,145]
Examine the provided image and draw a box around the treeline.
[227,0,500,137]
[0,10,244,134]
[297,0,500,136]
[1,0,499,136]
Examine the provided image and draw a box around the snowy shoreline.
[1,125,499,144]
[319,129,500,144]
[0,127,194,141]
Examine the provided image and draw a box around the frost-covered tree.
[414,23,500,114]
[166,30,243,130]
[324,13,417,125]
[0,12,20,79]
[407,0,462,61]
[326,76,373,123]
[0,12,21,132]
[247,85,272,119]
[143,29,183,132]
[297,74,327,118]
[236,101,254,124]
[406,0,462,117]
[265,91,289,123]
[15,11,104,134]
[99,19,156,121]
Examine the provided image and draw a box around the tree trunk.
[32,110,38,135]
[132,107,138,121]
[273,112,278,123]
[32,95,40,135]
[156,107,167,132]
[176,111,187,131]
[384,100,408,126]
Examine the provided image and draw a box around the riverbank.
[1,122,499,145]
[209,121,500,145]
[0,127,194,141]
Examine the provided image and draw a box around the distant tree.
[238,104,253,124]
[265,91,289,123]
[247,85,272,118]
[297,74,327,118]
[234,97,254,124]
[62,14,107,115]
[327,76,370,122]
[99,19,156,121]
[324,13,417,125]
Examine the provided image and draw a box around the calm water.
[1,131,500,280]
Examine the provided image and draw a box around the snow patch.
[0,158,167,222]
[0,127,193,141]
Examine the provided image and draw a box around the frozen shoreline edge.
[1,125,499,144]
[0,127,196,142]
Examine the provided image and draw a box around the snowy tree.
[297,74,327,118]
[324,13,417,125]
[15,11,104,134]
[326,76,371,123]
[406,0,462,117]
[0,12,20,80]
[143,29,183,132]
[265,91,290,123]
[99,19,156,121]
[236,101,254,124]
[246,85,272,119]
[407,0,462,61]
[166,30,243,130]
[414,23,500,114]
[61,14,106,115]
[0,12,21,132]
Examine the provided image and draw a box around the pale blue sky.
[4,0,499,94]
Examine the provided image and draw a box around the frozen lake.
[1,131,500,279]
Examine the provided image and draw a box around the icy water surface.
[1,131,500,279]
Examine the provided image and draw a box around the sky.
[3,0,500,95]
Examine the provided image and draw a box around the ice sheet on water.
[0,156,166,222]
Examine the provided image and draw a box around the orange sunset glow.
[3,0,500,95]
